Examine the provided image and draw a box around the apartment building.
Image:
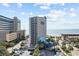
[29,16,47,47]
[6,30,25,42]
[0,15,22,41]
[0,15,21,32]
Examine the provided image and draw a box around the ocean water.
[47,29,79,36]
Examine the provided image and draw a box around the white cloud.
[70,8,75,12]
[29,12,33,16]
[68,8,77,17]
[33,3,65,10]
[2,3,10,7]
[17,3,23,8]
[21,12,25,15]
[29,12,44,17]
[36,9,77,23]
[36,10,66,23]
[35,9,77,29]
[69,12,77,17]
[33,3,51,9]
[47,10,66,22]
[46,9,78,29]
[6,10,16,13]
[58,3,65,6]
[61,3,65,6]
[37,14,45,17]
[40,5,50,9]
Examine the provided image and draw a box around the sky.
[0,3,79,34]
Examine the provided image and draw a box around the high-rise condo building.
[0,15,21,41]
[29,16,47,47]
[0,15,21,32]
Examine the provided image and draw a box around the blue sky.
[0,3,79,34]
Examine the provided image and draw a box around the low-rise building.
[61,34,79,40]
[6,30,25,42]
[6,32,17,42]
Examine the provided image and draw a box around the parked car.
[30,52,33,55]
[13,48,19,51]
[13,53,20,56]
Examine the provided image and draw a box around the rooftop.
[61,34,79,36]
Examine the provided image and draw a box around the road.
[24,38,64,56]
[20,38,31,56]
[7,41,23,54]
[20,50,31,56]
[7,38,31,56]
[8,38,64,56]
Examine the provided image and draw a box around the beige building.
[6,32,17,42]
[6,30,25,42]
[61,34,79,40]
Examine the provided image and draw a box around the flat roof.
[61,34,79,36]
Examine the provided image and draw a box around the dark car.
[28,48,35,51]
[30,52,33,55]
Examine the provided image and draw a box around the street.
[20,50,31,56]
[19,38,31,56]
[8,38,64,56]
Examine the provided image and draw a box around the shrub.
[0,46,9,56]
[21,42,25,46]
[33,47,40,56]
[2,42,15,48]
[62,45,66,50]
[0,41,7,47]
[75,44,79,48]
[64,49,70,54]
[68,46,73,51]
[33,44,40,56]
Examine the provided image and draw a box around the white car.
[13,53,20,56]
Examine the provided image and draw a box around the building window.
[40,21,44,25]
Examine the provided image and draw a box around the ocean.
[47,29,79,36]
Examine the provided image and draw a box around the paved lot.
[71,46,79,56]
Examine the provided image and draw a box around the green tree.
[33,44,40,56]
[68,46,73,51]
[62,45,66,50]
[21,42,25,46]
[33,47,40,56]
[0,46,9,56]
[0,41,7,47]
[8,42,15,47]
